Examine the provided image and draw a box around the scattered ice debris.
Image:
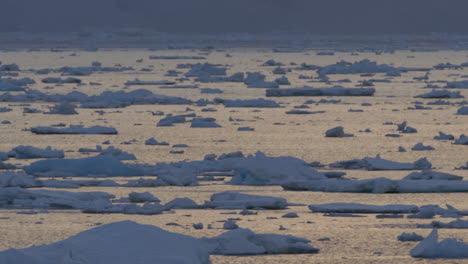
[24,155,143,177]
[215,98,280,108]
[410,229,468,258]
[128,192,160,203]
[124,79,175,86]
[398,232,424,242]
[454,135,468,145]
[204,192,288,210]
[411,143,435,151]
[202,228,319,255]
[309,203,418,214]
[11,145,64,159]
[325,126,353,137]
[266,86,375,97]
[0,221,211,264]
[415,90,464,99]
[41,77,81,84]
[145,137,169,146]
[191,118,221,128]
[330,156,431,170]
[31,125,117,135]
[45,102,78,115]
[434,132,455,140]
[403,170,463,181]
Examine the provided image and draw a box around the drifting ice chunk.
[411,143,435,151]
[266,86,375,97]
[128,192,160,203]
[282,178,468,193]
[0,172,39,188]
[454,135,468,145]
[24,155,143,177]
[124,79,175,85]
[0,221,211,264]
[12,146,64,159]
[41,77,81,83]
[31,125,117,134]
[191,118,221,128]
[45,103,78,115]
[204,192,287,210]
[215,98,280,108]
[330,156,431,170]
[203,228,319,255]
[403,170,463,180]
[457,106,468,115]
[317,59,398,75]
[227,153,326,185]
[410,229,468,258]
[398,232,424,242]
[309,203,418,214]
[415,90,464,99]
[445,80,468,88]
[145,137,169,146]
[0,187,114,209]
[434,132,455,140]
[325,126,353,137]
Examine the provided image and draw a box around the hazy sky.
[1,0,467,34]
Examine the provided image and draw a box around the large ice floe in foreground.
[0,221,319,263]
[266,86,375,97]
[410,229,468,259]
[24,156,143,177]
[0,221,211,264]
